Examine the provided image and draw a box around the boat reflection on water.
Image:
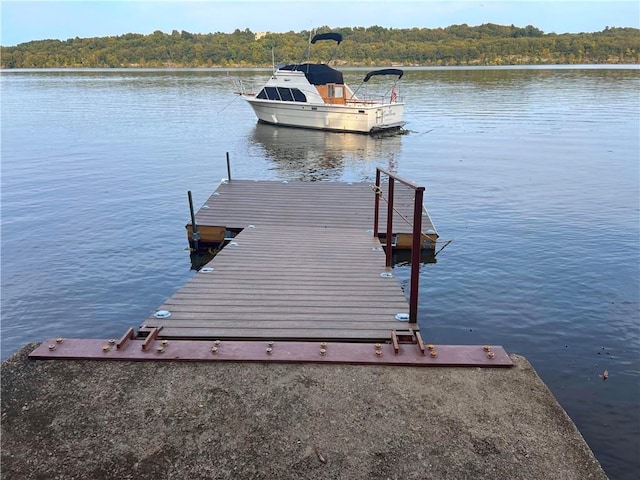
[248,122,403,181]
[190,123,432,270]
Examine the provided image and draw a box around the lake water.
[1,66,638,479]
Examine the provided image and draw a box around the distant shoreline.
[2,64,639,71]
[2,25,638,69]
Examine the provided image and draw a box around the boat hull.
[244,98,405,134]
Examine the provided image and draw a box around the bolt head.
[55,337,64,343]
[48,344,56,351]
[430,350,438,358]
[375,349,382,357]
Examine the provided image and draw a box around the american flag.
[390,85,398,103]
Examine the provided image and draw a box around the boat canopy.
[279,63,344,86]
[311,32,343,45]
[363,68,404,83]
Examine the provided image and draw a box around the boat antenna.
[294,29,314,67]
[271,46,275,73]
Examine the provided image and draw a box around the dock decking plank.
[152,327,404,341]
[192,179,435,234]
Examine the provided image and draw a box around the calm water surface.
[1,67,639,479]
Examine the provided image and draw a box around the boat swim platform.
[185,179,439,254]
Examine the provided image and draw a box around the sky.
[1,0,639,47]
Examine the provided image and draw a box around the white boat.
[240,32,405,135]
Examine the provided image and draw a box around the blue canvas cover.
[279,63,344,86]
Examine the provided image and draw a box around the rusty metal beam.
[117,327,134,350]
[30,338,513,367]
[385,176,395,267]
[409,187,423,324]
[141,327,161,351]
[391,331,400,354]
[415,331,426,355]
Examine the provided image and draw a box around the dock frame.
[30,164,511,368]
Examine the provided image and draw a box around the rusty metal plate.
[30,338,512,367]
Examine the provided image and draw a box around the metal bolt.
[430,350,438,358]
[48,344,56,351]
[487,351,495,359]
[162,340,169,346]
[374,343,381,349]
[214,340,221,346]
[157,346,165,353]
[266,347,273,354]
[483,345,491,352]
[320,342,327,348]
[55,337,64,344]
[211,346,219,354]
[108,339,116,345]
[102,345,110,352]
[267,341,274,347]
[428,344,435,351]
[320,348,326,356]
[375,349,383,357]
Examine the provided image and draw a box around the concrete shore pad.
[1,345,607,480]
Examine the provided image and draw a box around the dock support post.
[374,169,381,238]
[226,152,232,182]
[410,187,425,324]
[385,178,394,268]
[188,190,199,251]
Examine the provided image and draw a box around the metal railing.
[373,167,425,324]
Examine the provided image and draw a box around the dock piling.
[187,190,199,251]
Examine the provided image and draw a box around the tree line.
[1,24,638,68]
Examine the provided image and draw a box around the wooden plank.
[167,293,406,303]
[144,320,411,329]
[172,287,404,296]
[185,224,226,243]
[148,327,402,341]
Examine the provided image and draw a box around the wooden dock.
[186,179,438,252]
[140,176,438,343]
[30,170,512,367]
[141,224,412,342]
